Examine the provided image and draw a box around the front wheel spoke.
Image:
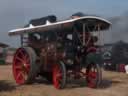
[24,65,30,73]
[15,65,22,70]
[16,71,24,80]
[26,58,30,64]
[24,54,30,63]
[24,63,30,68]
[19,49,25,58]
[23,70,28,80]
[16,56,24,64]
[22,65,29,74]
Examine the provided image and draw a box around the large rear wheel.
[53,61,66,89]
[13,47,38,85]
[86,63,102,88]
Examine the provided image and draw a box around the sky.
[0,0,128,47]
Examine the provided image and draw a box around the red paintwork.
[119,64,125,72]
[13,48,30,84]
[86,67,97,88]
[53,64,62,89]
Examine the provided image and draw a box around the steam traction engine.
[9,15,111,89]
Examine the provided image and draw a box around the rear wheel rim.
[13,48,30,84]
[86,64,97,88]
[53,64,62,89]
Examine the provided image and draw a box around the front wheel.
[86,63,102,88]
[52,61,66,89]
[13,47,38,85]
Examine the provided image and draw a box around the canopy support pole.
[20,35,23,47]
[83,23,86,46]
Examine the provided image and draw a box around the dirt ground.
[0,65,128,96]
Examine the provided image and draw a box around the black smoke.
[108,12,128,43]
